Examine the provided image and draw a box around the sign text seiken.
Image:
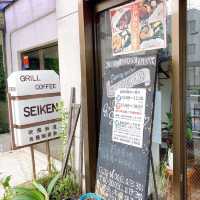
[7,70,61,148]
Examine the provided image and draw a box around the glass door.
[186,1,200,199]
[95,1,173,199]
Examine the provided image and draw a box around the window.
[43,46,59,74]
[22,51,40,70]
[195,67,200,86]
[188,44,196,55]
[188,20,197,34]
[186,2,200,198]
[187,67,195,86]
[21,44,59,74]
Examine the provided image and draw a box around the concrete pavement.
[0,133,63,160]
[0,133,11,152]
[0,148,61,198]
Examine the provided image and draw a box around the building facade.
[3,0,200,199]
[4,0,82,173]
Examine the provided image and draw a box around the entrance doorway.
[95,2,172,199]
[79,0,187,199]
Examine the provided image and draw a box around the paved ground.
[0,133,11,152]
[0,148,61,198]
[0,133,63,160]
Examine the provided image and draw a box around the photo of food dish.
[110,5,133,54]
[110,0,166,55]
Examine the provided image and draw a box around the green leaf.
[15,187,34,193]
[186,128,193,141]
[33,181,49,200]
[14,187,45,200]
[13,194,37,200]
[166,112,173,131]
[47,174,60,195]
[2,176,11,188]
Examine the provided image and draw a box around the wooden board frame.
[79,0,187,198]
[79,0,97,192]
[8,93,61,150]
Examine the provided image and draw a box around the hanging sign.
[110,0,166,55]
[95,55,157,200]
[7,70,61,148]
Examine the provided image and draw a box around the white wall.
[56,0,82,178]
[5,0,57,75]
[160,79,172,122]
[56,0,80,106]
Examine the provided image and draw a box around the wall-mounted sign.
[110,0,166,55]
[7,70,61,148]
[95,55,157,200]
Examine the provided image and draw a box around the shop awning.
[0,0,15,11]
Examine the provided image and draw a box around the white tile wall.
[5,0,57,73]
[56,0,78,19]
[5,0,56,33]
[56,0,82,176]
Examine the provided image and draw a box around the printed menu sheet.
[112,88,146,148]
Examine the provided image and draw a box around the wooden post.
[79,0,97,192]
[61,104,81,177]
[78,120,83,194]
[30,145,36,180]
[69,88,76,169]
[46,141,51,174]
[67,87,76,138]
[172,0,187,199]
[150,151,158,200]
[7,94,15,149]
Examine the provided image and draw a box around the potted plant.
[13,174,60,200]
[162,112,193,169]
[1,172,80,200]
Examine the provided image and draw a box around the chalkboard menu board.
[95,55,157,200]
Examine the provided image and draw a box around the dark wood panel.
[79,0,98,192]
[171,0,187,199]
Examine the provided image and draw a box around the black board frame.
[95,54,158,200]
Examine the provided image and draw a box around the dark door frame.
[171,0,187,199]
[79,1,187,199]
[79,0,131,192]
